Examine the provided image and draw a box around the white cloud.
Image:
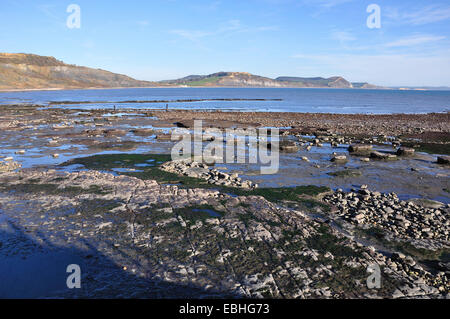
[384,34,446,48]
[302,0,354,9]
[137,20,149,27]
[331,30,356,42]
[170,29,213,41]
[36,4,65,26]
[192,0,222,11]
[256,26,280,31]
[170,20,278,41]
[385,5,450,25]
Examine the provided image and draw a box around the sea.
[0,87,449,114]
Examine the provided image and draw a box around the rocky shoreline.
[0,167,448,298]
[151,110,450,139]
[0,105,448,298]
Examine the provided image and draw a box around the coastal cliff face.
[0,53,155,90]
[161,72,357,88]
[0,53,375,90]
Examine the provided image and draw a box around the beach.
[0,104,448,298]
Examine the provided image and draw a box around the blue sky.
[1,0,450,86]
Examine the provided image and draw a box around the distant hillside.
[161,72,373,88]
[160,72,287,87]
[351,82,381,89]
[0,53,155,90]
[275,76,353,88]
[0,53,381,90]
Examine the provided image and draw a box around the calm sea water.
[1,88,449,114]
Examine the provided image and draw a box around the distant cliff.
[0,53,379,90]
[161,72,362,88]
[0,53,155,90]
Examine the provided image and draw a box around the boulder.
[396,147,415,156]
[437,156,450,165]
[331,155,348,163]
[103,129,127,137]
[156,134,175,141]
[407,198,444,209]
[354,213,365,223]
[85,129,105,136]
[348,144,373,153]
[131,128,155,136]
[0,160,21,172]
[185,167,209,178]
[193,134,215,142]
[391,252,406,260]
[174,120,194,128]
[370,151,397,160]
[279,141,299,153]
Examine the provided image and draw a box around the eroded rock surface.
[0,169,448,298]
